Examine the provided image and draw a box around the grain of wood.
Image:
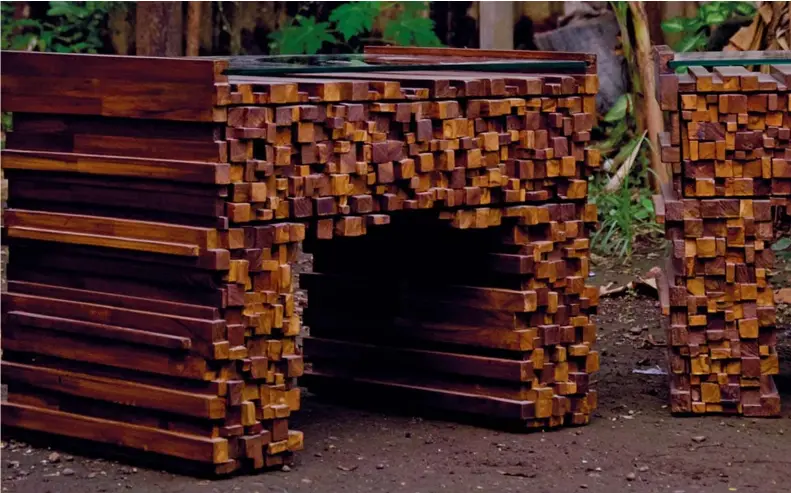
[1,47,601,472]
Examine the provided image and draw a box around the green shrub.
[269,1,442,55]
[1,1,117,53]
[661,1,756,52]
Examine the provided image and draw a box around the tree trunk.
[136,2,183,56]
[629,1,667,188]
[186,2,201,56]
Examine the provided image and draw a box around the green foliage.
[602,93,631,123]
[772,237,791,261]
[269,1,441,55]
[1,1,115,53]
[269,16,337,56]
[589,166,662,258]
[596,4,666,259]
[661,1,756,52]
[382,11,438,47]
[329,1,380,42]
[590,93,662,258]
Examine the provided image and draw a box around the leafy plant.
[1,1,116,53]
[589,94,662,258]
[772,237,791,261]
[269,1,442,55]
[589,161,662,258]
[590,92,662,257]
[269,16,338,56]
[590,106,662,258]
[661,1,756,52]
[329,1,380,42]
[588,3,665,259]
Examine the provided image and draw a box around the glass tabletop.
[669,50,791,68]
[221,53,589,76]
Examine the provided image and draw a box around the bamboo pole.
[629,1,667,187]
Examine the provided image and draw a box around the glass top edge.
[669,50,791,68]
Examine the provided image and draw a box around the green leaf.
[270,16,337,55]
[329,1,380,42]
[772,238,791,251]
[14,19,43,29]
[46,2,76,17]
[734,2,756,16]
[383,13,441,47]
[402,1,430,17]
[661,18,686,33]
[11,32,36,50]
[704,11,727,25]
[685,18,704,32]
[603,94,630,122]
[715,2,735,15]
[71,41,92,52]
[698,2,718,16]
[675,32,706,52]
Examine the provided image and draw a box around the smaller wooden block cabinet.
[653,46,790,416]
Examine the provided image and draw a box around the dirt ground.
[2,251,791,493]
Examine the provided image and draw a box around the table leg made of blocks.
[652,46,790,417]
[0,47,600,474]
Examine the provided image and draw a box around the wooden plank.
[1,150,230,184]
[6,311,193,352]
[304,370,531,421]
[364,45,597,72]
[6,227,201,257]
[2,292,226,347]
[1,51,226,122]
[2,362,226,419]
[2,326,215,380]
[304,336,533,382]
[5,209,218,248]
[6,280,218,319]
[2,402,229,463]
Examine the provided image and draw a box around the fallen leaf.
[599,282,628,297]
[774,288,791,304]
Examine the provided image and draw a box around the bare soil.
[3,251,791,493]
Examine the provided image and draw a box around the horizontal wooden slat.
[304,336,533,382]
[7,227,201,257]
[2,362,226,419]
[6,311,192,351]
[1,150,230,184]
[1,402,229,463]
